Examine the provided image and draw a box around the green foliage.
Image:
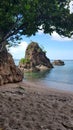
[37,48,41,53]
[37,46,47,54]
[0,0,72,51]
[43,50,47,54]
[19,58,30,64]
[40,45,47,54]
[27,42,38,50]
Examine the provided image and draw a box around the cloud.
[9,41,28,59]
[37,29,44,35]
[69,1,73,14]
[51,32,72,41]
[37,25,44,35]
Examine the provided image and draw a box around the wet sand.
[0,81,73,130]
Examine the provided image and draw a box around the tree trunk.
[0,48,23,85]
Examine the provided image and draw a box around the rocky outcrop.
[0,48,23,85]
[19,42,53,71]
[52,60,65,66]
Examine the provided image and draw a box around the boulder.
[0,48,23,85]
[52,60,65,66]
[19,42,53,72]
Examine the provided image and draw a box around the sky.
[9,32,73,60]
[9,1,73,60]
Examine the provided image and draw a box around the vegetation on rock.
[19,42,53,72]
[19,58,30,64]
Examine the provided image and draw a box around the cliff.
[19,42,53,72]
[0,48,23,85]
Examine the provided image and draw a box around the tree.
[0,0,73,52]
[0,0,73,85]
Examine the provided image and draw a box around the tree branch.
[0,21,27,52]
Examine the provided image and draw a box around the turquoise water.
[15,60,73,91]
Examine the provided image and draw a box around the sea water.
[14,60,73,91]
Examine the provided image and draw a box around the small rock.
[52,60,65,66]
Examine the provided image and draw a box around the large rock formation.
[19,42,53,71]
[0,48,23,85]
[52,60,65,66]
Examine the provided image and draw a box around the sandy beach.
[0,81,73,130]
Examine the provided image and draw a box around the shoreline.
[0,82,73,129]
[22,79,73,94]
[1,80,73,95]
[0,80,73,94]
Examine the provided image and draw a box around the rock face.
[0,48,23,85]
[52,60,65,66]
[19,42,53,71]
